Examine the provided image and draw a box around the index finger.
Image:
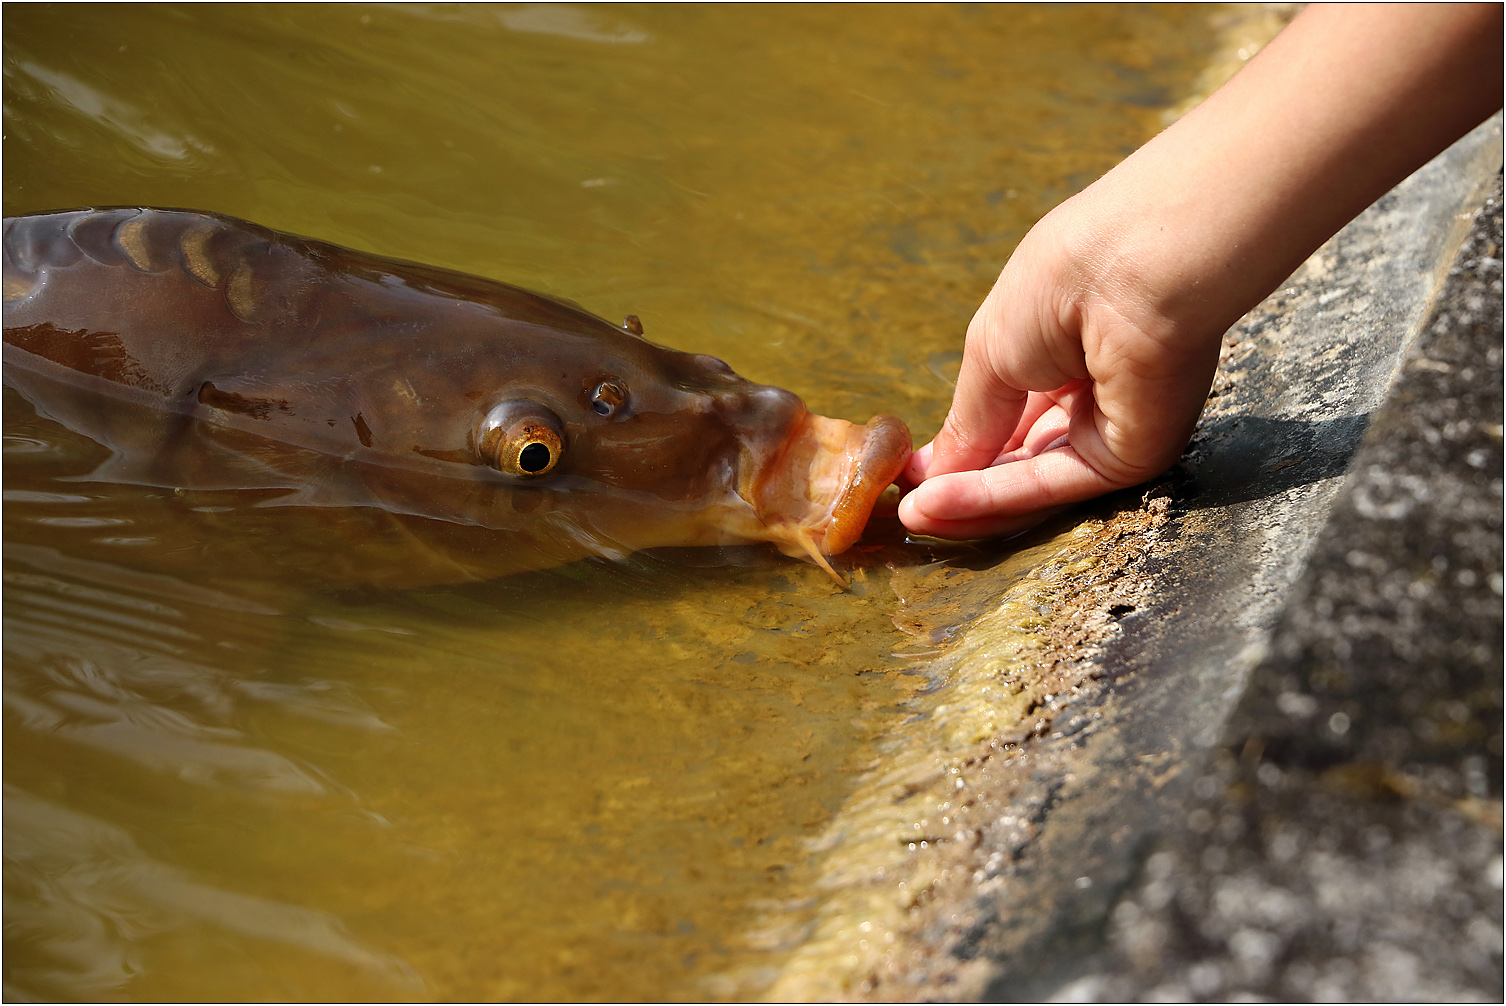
[922,357,1030,479]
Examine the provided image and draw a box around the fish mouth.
[748,412,912,579]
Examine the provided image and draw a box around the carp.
[2,208,910,586]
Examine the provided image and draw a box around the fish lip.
[747,412,913,560]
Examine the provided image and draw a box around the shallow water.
[5,5,1242,1000]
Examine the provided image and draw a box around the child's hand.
[899,2,1501,541]
[898,195,1222,540]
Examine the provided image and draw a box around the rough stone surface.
[747,119,1502,1002]
[1052,174,1504,1004]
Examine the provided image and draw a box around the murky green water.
[5,4,1247,1000]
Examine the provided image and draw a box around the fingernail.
[896,488,926,526]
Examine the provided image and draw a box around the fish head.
[447,323,912,571]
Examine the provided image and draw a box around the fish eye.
[590,380,627,418]
[477,401,565,478]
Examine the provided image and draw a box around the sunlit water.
[5,5,1246,1000]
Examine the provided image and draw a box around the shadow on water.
[1175,412,1372,510]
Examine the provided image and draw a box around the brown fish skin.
[2,208,911,585]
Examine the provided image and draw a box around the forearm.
[1069,2,1504,342]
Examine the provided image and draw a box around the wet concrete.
[1053,166,1505,1002]
[756,116,1503,1001]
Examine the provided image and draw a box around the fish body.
[3,208,910,585]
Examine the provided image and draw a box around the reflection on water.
[4,4,1245,1000]
[6,787,419,999]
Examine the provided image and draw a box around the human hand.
[898,2,1502,542]
[896,194,1224,540]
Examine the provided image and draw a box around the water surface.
[4,5,1239,999]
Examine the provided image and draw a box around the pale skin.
[899,3,1504,541]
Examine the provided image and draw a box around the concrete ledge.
[739,114,1503,1001]
[1067,165,1504,1002]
